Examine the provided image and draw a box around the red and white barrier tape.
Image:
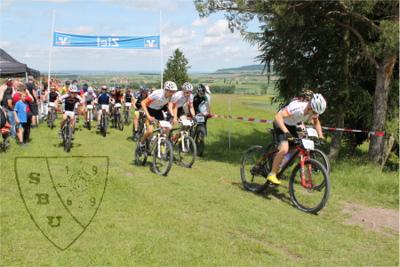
[211,114,385,137]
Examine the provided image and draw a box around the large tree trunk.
[368,55,397,163]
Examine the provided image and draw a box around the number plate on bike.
[115,103,122,108]
[181,119,193,126]
[159,120,172,129]
[87,105,93,109]
[48,102,56,107]
[195,115,205,123]
[306,128,318,137]
[125,103,131,107]
[302,139,315,150]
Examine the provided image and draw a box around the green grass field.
[1,94,398,266]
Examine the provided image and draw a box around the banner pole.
[160,8,163,89]
[228,96,232,150]
[47,10,56,90]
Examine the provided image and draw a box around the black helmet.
[197,84,206,94]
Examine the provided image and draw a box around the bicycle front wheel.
[194,126,206,156]
[289,159,330,214]
[240,145,270,193]
[178,135,197,168]
[63,124,72,152]
[152,138,173,176]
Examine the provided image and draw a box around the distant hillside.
[215,64,265,73]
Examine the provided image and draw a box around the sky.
[0,0,262,73]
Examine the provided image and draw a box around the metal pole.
[228,96,232,150]
[160,8,163,89]
[48,10,56,90]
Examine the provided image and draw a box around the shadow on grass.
[231,181,294,208]
[201,128,274,165]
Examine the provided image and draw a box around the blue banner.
[53,32,160,49]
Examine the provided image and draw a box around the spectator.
[13,82,33,143]
[13,91,28,145]
[26,76,38,126]
[1,79,16,138]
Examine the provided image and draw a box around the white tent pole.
[47,10,56,90]
[160,8,163,89]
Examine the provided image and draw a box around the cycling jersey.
[84,92,96,104]
[134,91,147,110]
[146,89,170,110]
[124,93,132,103]
[61,94,82,112]
[49,91,60,103]
[280,100,317,126]
[115,91,123,103]
[98,93,111,105]
[193,94,208,113]
[171,91,193,108]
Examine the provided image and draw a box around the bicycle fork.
[299,155,313,189]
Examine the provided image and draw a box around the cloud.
[58,26,96,35]
[200,19,241,47]
[0,0,15,11]
[163,26,196,50]
[192,17,208,27]
[0,41,12,49]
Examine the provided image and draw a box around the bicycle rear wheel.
[289,159,330,214]
[152,138,173,176]
[178,135,197,168]
[310,149,330,174]
[240,145,271,193]
[135,139,148,166]
[194,126,206,156]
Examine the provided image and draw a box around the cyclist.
[59,85,82,138]
[132,86,149,139]
[96,85,112,127]
[138,81,177,150]
[193,84,211,115]
[48,85,60,109]
[170,82,195,125]
[267,93,327,185]
[83,87,97,127]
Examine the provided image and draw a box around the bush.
[211,85,235,94]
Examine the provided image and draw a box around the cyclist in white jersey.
[267,93,327,185]
[139,81,177,149]
[169,82,195,125]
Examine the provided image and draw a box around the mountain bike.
[190,113,207,156]
[240,129,330,213]
[113,103,124,131]
[47,102,57,129]
[124,102,131,124]
[99,105,108,137]
[170,119,197,168]
[62,115,73,152]
[134,110,146,141]
[85,104,94,130]
[135,120,174,176]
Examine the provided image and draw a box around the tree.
[163,49,191,89]
[195,0,399,163]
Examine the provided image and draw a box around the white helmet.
[164,81,177,91]
[69,85,79,93]
[310,93,326,114]
[182,82,193,92]
[88,87,94,93]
